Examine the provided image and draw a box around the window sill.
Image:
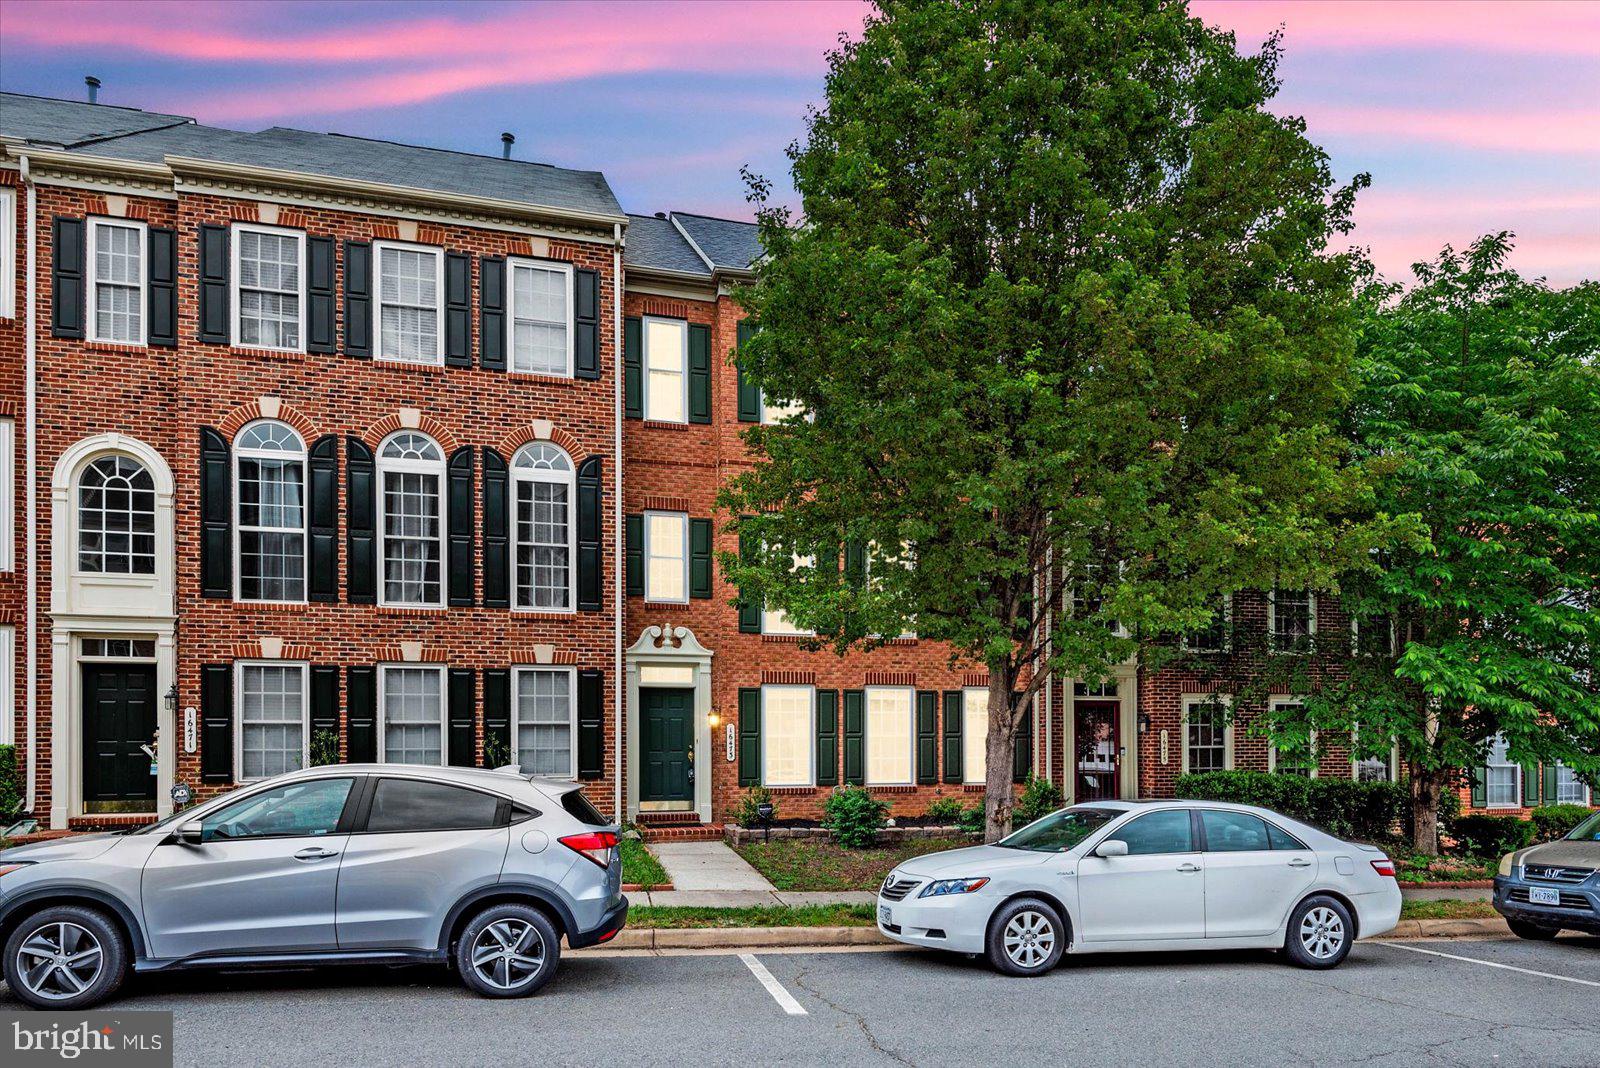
[375,604,450,616]
[374,358,448,375]
[760,634,815,643]
[764,785,820,796]
[230,345,307,363]
[960,783,986,792]
[643,599,691,611]
[233,600,311,612]
[511,606,577,616]
[508,370,579,385]
[84,341,155,355]
[642,419,689,431]
[879,637,919,646]
[868,784,918,795]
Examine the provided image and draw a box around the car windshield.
[997,808,1117,852]
[1565,811,1600,842]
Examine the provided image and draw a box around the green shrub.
[309,729,340,768]
[481,733,511,770]
[822,786,888,848]
[924,796,964,824]
[734,785,778,828]
[1174,770,1407,842]
[957,804,985,835]
[0,744,19,821]
[1530,804,1592,842]
[1013,775,1064,826]
[1448,814,1534,857]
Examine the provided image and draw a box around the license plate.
[1528,886,1561,906]
[878,905,892,927]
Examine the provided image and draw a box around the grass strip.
[1398,899,1499,920]
[627,904,877,929]
[621,837,670,890]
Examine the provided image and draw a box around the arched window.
[511,443,573,610]
[235,420,306,602]
[77,455,156,574]
[378,431,445,606]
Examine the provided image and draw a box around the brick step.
[68,813,158,832]
[5,829,79,847]
[639,823,725,843]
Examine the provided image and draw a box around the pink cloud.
[1194,1,1600,58]
[1296,103,1600,155]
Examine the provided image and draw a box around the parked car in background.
[877,800,1401,975]
[0,765,627,1009]
[1494,809,1600,939]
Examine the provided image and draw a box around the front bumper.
[568,895,629,948]
[876,888,990,954]
[1493,875,1600,933]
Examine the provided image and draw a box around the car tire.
[984,897,1066,977]
[2,904,129,1010]
[1284,895,1355,969]
[454,903,561,998]
[1507,919,1561,941]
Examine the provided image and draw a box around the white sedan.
[877,800,1401,975]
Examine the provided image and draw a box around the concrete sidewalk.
[648,840,778,892]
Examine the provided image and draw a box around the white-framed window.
[374,241,443,364]
[234,420,306,603]
[514,666,576,778]
[379,665,446,765]
[865,541,916,639]
[511,442,573,611]
[1352,726,1399,782]
[962,686,989,785]
[1182,695,1232,774]
[378,432,445,607]
[1267,700,1316,777]
[1182,595,1231,653]
[1553,763,1591,806]
[644,511,688,604]
[0,625,13,745]
[508,258,573,377]
[76,454,156,574]
[1485,734,1520,809]
[1352,615,1397,657]
[761,684,814,788]
[0,419,12,571]
[642,315,688,423]
[87,217,147,344]
[762,550,816,636]
[865,686,914,786]
[0,187,15,319]
[232,223,305,351]
[1270,588,1317,653]
[235,661,309,781]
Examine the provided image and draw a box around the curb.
[589,916,1511,952]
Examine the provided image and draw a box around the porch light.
[164,684,179,715]
[707,710,721,730]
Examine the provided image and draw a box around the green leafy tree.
[723,0,1374,840]
[1262,235,1600,854]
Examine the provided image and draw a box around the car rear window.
[561,788,609,826]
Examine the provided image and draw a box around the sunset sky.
[2,0,1594,285]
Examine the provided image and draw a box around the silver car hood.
[1,832,126,864]
[1515,839,1600,871]
[897,844,1051,879]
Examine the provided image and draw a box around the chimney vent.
[85,76,101,104]
[654,212,666,219]
[501,132,515,160]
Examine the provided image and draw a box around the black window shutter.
[1013,698,1033,783]
[577,456,603,612]
[444,252,472,367]
[689,518,713,599]
[308,435,339,603]
[482,448,509,608]
[1522,762,1540,807]
[574,267,600,379]
[843,690,865,785]
[199,427,231,598]
[736,319,761,422]
[200,664,234,783]
[688,323,712,423]
[345,437,376,604]
[737,530,761,632]
[447,447,475,606]
[625,514,644,598]
[483,669,511,768]
[198,223,229,344]
[577,670,604,779]
[942,691,964,784]
[479,256,506,370]
[50,217,86,339]
[306,235,336,354]
[916,690,938,784]
[1470,767,1487,809]
[844,540,867,588]
[346,666,376,763]
[623,316,642,418]
[448,668,476,767]
[816,689,839,787]
[310,665,340,738]
[343,240,372,358]
[146,226,178,347]
[738,688,761,787]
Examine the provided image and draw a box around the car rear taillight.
[1370,858,1396,878]
[559,831,619,869]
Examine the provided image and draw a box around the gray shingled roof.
[671,212,762,272]
[625,213,712,277]
[1,92,624,222]
[0,92,194,147]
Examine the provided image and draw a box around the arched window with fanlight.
[378,431,445,606]
[511,443,573,611]
[234,420,307,602]
[77,455,156,574]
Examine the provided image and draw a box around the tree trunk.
[984,673,1017,843]
[1411,766,1441,857]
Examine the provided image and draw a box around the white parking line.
[739,952,809,1015]
[1376,942,1600,988]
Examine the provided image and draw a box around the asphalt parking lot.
[3,936,1597,1066]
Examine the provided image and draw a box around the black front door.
[1074,700,1120,802]
[641,688,694,804]
[82,664,158,807]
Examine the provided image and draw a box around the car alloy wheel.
[15,920,105,1002]
[470,918,546,991]
[1002,909,1057,970]
[1298,905,1346,960]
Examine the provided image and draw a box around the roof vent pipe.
[501,132,515,160]
[85,76,101,104]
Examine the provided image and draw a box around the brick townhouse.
[0,91,1589,836]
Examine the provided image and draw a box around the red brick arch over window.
[496,423,581,459]
[219,400,319,443]
[361,413,462,455]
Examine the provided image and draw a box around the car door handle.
[1177,863,1201,873]
[293,847,340,861]
[1287,858,1312,868]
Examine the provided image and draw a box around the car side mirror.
[1095,839,1129,858]
[175,821,204,846]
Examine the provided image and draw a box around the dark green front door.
[641,688,694,803]
[82,663,158,807]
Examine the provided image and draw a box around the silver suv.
[0,765,628,1009]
